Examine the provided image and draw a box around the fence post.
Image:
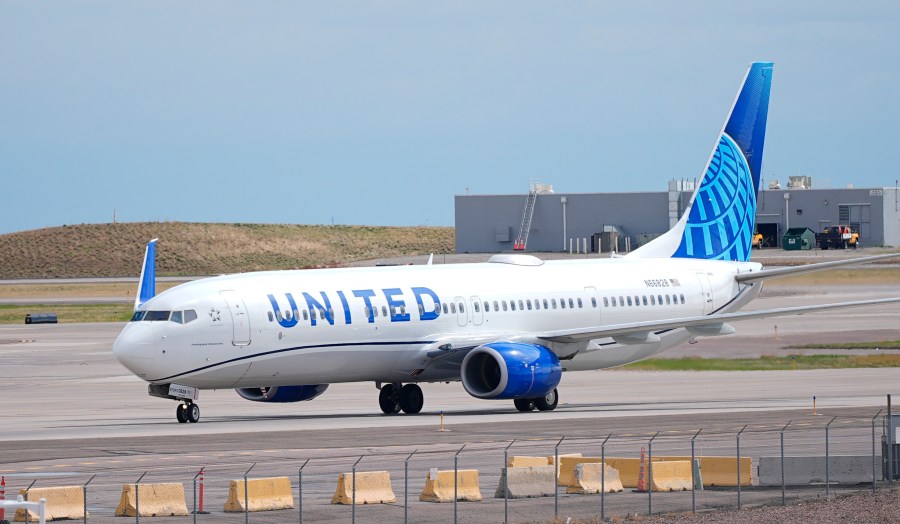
[244,463,256,524]
[454,444,466,524]
[554,436,564,519]
[736,425,747,510]
[648,431,659,515]
[781,420,791,506]
[872,410,882,494]
[135,471,147,524]
[23,480,36,524]
[404,450,416,524]
[888,394,893,484]
[352,456,363,524]
[298,459,309,524]
[691,429,702,514]
[826,417,836,498]
[82,474,95,524]
[503,440,515,524]
[600,434,611,521]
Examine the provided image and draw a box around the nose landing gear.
[176,401,200,423]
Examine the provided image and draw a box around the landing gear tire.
[176,404,188,423]
[187,403,200,423]
[379,384,402,414]
[514,398,536,412]
[399,384,424,414]
[535,389,559,411]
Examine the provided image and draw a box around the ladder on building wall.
[514,181,539,250]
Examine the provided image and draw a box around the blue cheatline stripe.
[148,340,435,383]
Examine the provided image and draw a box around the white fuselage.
[113,255,762,389]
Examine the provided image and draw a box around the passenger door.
[220,290,251,346]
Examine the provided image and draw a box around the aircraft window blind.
[494,301,500,311]
[450,303,457,314]
[575,298,581,308]
[502,301,508,311]
[551,299,557,309]
[603,297,609,307]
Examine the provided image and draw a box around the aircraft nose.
[113,323,157,379]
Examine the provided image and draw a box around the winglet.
[135,238,158,311]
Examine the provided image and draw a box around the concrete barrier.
[648,460,692,492]
[14,487,84,521]
[566,464,624,494]
[558,457,700,491]
[224,477,294,512]
[420,470,482,502]
[655,456,752,487]
[758,456,880,486]
[507,456,551,468]
[331,471,397,505]
[494,466,556,498]
[115,483,189,517]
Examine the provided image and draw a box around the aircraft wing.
[536,296,900,345]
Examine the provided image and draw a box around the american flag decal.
[670,278,681,286]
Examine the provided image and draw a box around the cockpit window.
[184,310,197,323]
[130,311,147,322]
[170,311,183,324]
[144,311,171,321]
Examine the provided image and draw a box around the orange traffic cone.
[635,447,647,492]
[1,475,6,522]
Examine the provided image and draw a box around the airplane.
[113,62,900,423]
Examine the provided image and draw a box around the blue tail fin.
[630,62,773,261]
[134,238,158,310]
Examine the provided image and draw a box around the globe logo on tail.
[673,133,756,262]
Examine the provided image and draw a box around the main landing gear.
[378,383,424,415]
[513,388,559,412]
[176,401,200,423]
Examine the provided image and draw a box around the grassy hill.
[0,222,455,278]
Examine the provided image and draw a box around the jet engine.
[236,384,329,403]
[460,342,561,399]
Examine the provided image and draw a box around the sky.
[1,2,898,234]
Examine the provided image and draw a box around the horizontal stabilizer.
[735,253,900,284]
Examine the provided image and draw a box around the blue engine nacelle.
[460,342,561,400]
[236,384,329,403]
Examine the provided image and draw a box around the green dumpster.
[782,227,815,250]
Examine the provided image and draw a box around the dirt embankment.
[0,222,455,278]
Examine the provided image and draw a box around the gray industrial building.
[455,182,900,253]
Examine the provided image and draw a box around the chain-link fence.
[3,413,896,523]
